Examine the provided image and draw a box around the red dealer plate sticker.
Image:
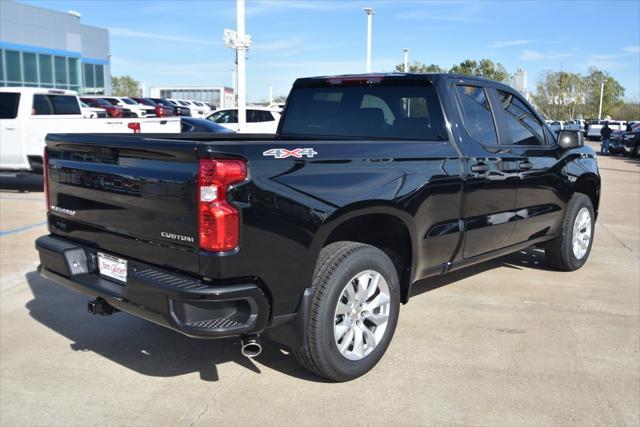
[97,252,128,283]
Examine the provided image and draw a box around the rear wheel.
[545,193,595,271]
[293,242,400,382]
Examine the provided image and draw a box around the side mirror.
[557,130,583,149]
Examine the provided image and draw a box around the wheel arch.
[573,173,600,217]
[311,203,417,304]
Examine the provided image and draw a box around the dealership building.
[0,1,111,94]
[149,86,235,109]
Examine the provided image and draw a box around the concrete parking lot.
[1,143,638,426]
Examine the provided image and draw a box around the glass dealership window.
[22,52,38,83]
[5,50,21,82]
[0,50,4,81]
[54,56,68,86]
[94,64,104,89]
[68,58,79,85]
[39,54,53,84]
[83,63,95,88]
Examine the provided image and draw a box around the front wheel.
[293,242,400,382]
[545,193,595,271]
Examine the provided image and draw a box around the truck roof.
[0,87,78,96]
[293,72,511,88]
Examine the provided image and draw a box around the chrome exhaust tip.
[241,335,262,358]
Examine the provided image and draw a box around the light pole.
[364,7,375,72]
[403,48,409,72]
[598,79,605,120]
[224,0,252,131]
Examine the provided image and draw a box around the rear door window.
[455,85,498,146]
[0,93,20,119]
[496,90,545,146]
[208,110,237,124]
[32,95,81,115]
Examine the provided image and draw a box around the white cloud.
[519,49,566,61]
[490,40,532,48]
[584,54,624,70]
[109,28,221,46]
[622,45,640,53]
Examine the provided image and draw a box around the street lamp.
[598,79,605,120]
[224,0,252,131]
[364,7,375,73]
[403,48,409,72]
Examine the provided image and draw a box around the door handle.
[470,163,488,173]
[519,161,534,170]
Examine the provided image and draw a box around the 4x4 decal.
[263,148,318,159]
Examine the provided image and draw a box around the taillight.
[128,122,141,133]
[155,105,165,117]
[44,147,50,212]
[198,159,247,252]
[107,107,122,118]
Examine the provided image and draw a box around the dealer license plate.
[97,252,128,283]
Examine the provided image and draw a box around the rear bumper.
[35,235,270,339]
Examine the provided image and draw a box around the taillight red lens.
[155,105,165,117]
[44,147,50,212]
[128,122,141,133]
[198,159,247,252]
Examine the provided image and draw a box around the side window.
[455,85,498,145]
[32,95,54,115]
[497,90,545,146]
[0,93,21,119]
[32,95,80,115]
[258,110,275,122]
[209,110,237,124]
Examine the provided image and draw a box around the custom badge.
[263,148,318,159]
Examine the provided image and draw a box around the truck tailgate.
[46,134,200,273]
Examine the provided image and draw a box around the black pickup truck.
[36,73,600,381]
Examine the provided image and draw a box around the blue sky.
[22,0,640,101]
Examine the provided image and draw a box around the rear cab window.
[32,94,81,115]
[280,81,447,140]
[0,92,21,119]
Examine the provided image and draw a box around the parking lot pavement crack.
[598,223,639,259]
[188,369,249,426]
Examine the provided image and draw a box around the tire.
[293,241,400,382]
[545,193,595,271]
[633,144,640,158]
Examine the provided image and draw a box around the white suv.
[86,96,156,118]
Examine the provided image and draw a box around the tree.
[111,75,141,97]
[583,68,625,119]
[449,59,510,82]
[610,101,640,121]
[531,68,625,120]
[531,70,587,120]
[394,61,446,73]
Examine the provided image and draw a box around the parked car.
[180,117,233,133]
[268,102,286,111]
[169,99,209,117]
[162,99,192,116]
[611,122,640,157]
[148,98,186,116]
[87,96,156,118]
[0,88,181,174]
[80,102,107,119]
[36,74,599,381]
[81,97,132,118]
[563,119,585,133]
[587,120,624,140]
[548,121,564,133]
[131,97,175,118]
[207,107,281,133]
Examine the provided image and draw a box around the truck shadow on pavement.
[0,175,44,192]
[24,272,323,383]
[24,248,548,383]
